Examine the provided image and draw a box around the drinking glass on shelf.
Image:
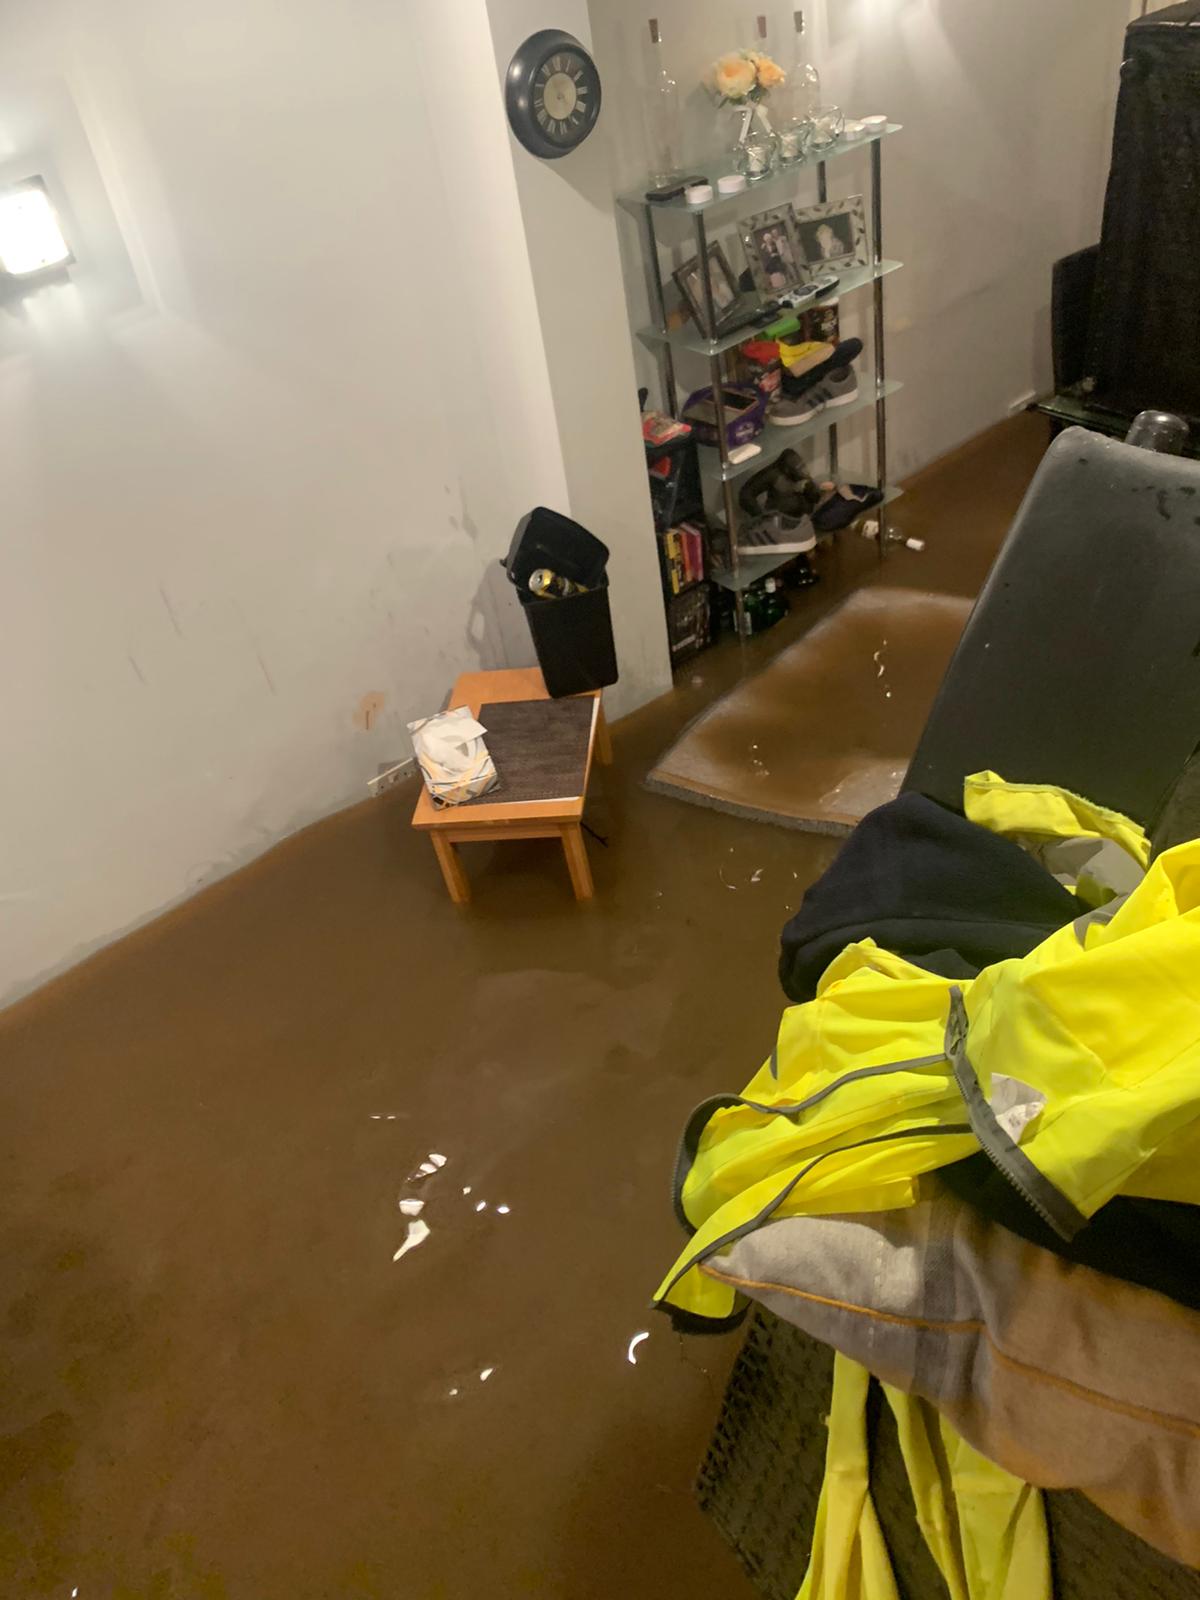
[808,106,846,152]
[737,124,777,181]
[776,120,811,164]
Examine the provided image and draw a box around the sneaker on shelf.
[739,454,823,519]
[768,390,825,427]
[777,336,834,377]
[805,364,860,412]
[771,478,823,523]
[735,516,817,557]
[779,336,863,399]
[769,362,860,426]
[774,447,813,483]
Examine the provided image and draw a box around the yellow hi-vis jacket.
[657,775,1189,1600]
[654,804,1200,1328]
[800,1355,1051,1600]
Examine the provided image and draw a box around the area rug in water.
[646,587,973,834]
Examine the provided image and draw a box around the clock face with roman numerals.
[506,30,602,161]
[533,51,593,146]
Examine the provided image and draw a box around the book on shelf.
[659,522,707,596]
[662,527,683,595]
[679,522,705,585]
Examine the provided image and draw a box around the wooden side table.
[411,667,612,904]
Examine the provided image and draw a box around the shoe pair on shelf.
[735,447,823,556]
[769,337,863,427]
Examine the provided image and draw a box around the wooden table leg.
[431,835,470,905]
[560,823,594,901]
[595,703,613,765]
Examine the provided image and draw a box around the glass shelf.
[710,485,905,591]
[618,124,901,217]
[699,379,904,484]
[637,260,902,360]
[710,548,797,591]
[1032,391,1124,435]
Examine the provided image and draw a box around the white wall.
[0,0,670,1006]
[484,0,673,709]
[592,0,1130,483]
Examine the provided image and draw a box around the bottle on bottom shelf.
[715,575,789,638]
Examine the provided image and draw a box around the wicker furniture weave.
[696,1312,1200,1600]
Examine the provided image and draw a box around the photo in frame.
[791,196,868,275]
[740,207,807,297]
[672,241,740,336]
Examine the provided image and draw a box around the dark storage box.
[681,385,766,452]
[517,582,618,698]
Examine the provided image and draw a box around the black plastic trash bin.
[503,507,619,699]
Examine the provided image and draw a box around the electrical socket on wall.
[368,759,413,796]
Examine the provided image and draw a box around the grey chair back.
[904,426,1200,823]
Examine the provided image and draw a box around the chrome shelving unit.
[620,124,903,634]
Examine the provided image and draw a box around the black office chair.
[904,424,1200,829]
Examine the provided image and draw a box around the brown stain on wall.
[353,692,386,732]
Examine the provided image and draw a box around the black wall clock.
[505,29,602,160]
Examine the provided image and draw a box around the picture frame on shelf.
[740,207,807,296]
[673,241,740,335]
[791,196,868,275]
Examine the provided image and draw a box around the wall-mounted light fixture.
[0,177,72,279]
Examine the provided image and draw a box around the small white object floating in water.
[393,1218,431,1262]
[479,1367,495,1382]
[496,1205,511,1216]
[428,1152,448,1167]
[627,1331,650,1365]
[399,1198,425,1217]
